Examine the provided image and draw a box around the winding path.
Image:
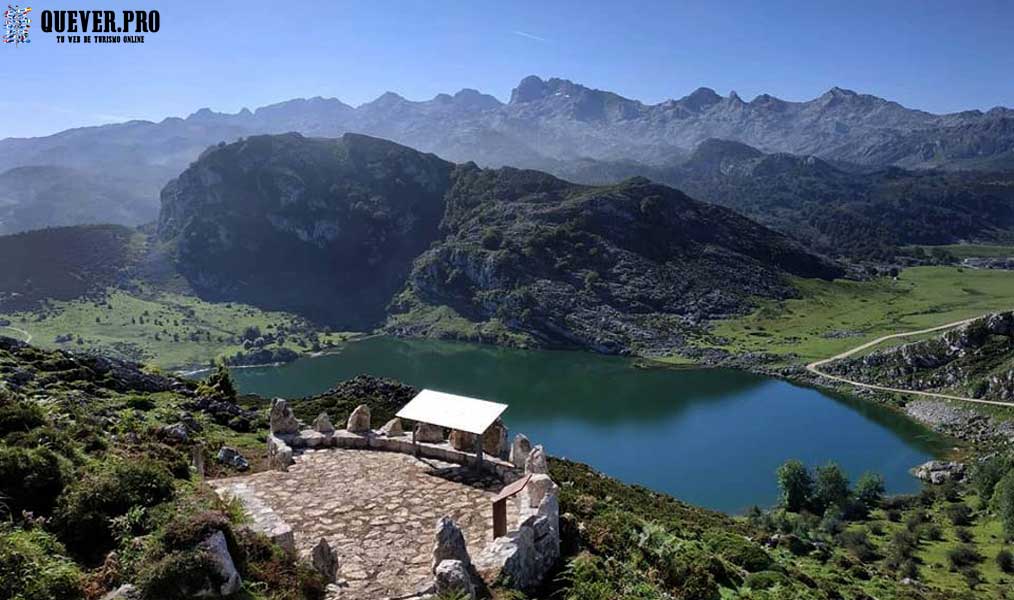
[805,313,1014,408]
[0,325,31,344]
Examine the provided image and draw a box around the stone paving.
[210,447,519,599]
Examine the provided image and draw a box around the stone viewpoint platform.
[210,398,560,600]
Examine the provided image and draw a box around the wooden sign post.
[491,474,531,539]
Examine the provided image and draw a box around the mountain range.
[3,75,1014,237]
[155,133,841,354]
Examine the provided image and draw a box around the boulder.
[158,422,189,444]
[100,584,139,600]
[449,429,478,451]
[987,312,1014,337]
[525,444,548,475]
[269,398,299,435]
[216,446,250,471]
[199,530,242,596]
[510,434,532,469]
[432,517,470,573]
[311,537,339,583]
[346,404,371,433]
[415,422,445,443]
[267,435,294,471]
[379,417,404,436]
[911,460,966,484]
[313,412,335,434]
[434,559,476,599]
[483,418,509,458]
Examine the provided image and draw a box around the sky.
[3,0,1014,138]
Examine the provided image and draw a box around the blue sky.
[3,0,1013,138]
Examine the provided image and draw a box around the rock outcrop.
[199,530,243,596]
[510,434,532,469]
[435,559,476,600]
[525,445,548,475]
[911,460,967,484]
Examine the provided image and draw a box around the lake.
[231,336,947,513]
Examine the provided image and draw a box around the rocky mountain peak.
[509,75,551,104]
[680,87,722,111]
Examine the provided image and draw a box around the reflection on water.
[232,336,947,513]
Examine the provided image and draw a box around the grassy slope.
[905,244,1014,259]
[701,266,1014,364]
[1,286,352,370]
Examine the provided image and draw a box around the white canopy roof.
[396,389,508,435]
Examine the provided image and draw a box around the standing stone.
[525,444,548,475]
[432,516,470,573]
[199,530,242,596]
[510,434,532,469]
[269,398,299,435]
[415,422,445,443]
[346,404,372,433]
[435,559,476,599]
[379,417,403,436]
[483,418,509,458]
[313,412,334,434]
[311,537,339,583]
[525,474,559,509]
[191,445,205,479]
[449,429,478,451]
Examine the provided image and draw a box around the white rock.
[313,412,335,434]
[269,398,299,435]
[415,422,445,443]
[199,530,242,596]
[435,559,476,599]
[379,417,403,436]
[346,404,371,433]
[525,444,548,474]
[432,516,470,573]
[510,434,532,469]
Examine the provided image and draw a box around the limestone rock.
[299,429,326,448]
[525,444,548,474]
[483,418,508,458]
[200,530,242,596]
[449,429,478,451]
[524,474,558,509]
[510,434,532,469]
[379,417,403,436]
[216,446,250,471]
[432,516,470,573]
[911,460,966,484]
[99,584,139,600]
[269,398,299,435]
[158,422,189,444]
[313,412,335,434]
[311,537,339,583]
[267,435,294,471]
[435,559,476,599]
[415,422,445,443]
[347,404,371,433]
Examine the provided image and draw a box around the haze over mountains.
[3,75,1014,236]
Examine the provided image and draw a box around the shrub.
[813,462,851,514]
[948,544,983,570]
[196,364,236,402]
[997,549,1014,573]
[704,531,772,572]
[53,458,175,560]
[993,470,1014,540]
[838,529,878,563]
[0,401,45,437]
[955,527,974,543]
[0,527,85,600]
[945,502,973,526]
[136,550,224,600]
[125,396,156,411]
[0,446,67,517]
[584,510,640,556]
[235,528,327,600]
[744,570,788,591]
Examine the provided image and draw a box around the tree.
[854,472,886,510]
[813,462,851,515]
[196,363,237,402]
[992,470,1014,540]
[777,459,814,513]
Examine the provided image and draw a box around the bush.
[776,459,814,513]
[53,458,175,560]
[948,544,983,570]
[136,550,224,600]
[0,446,67,517]
[744,570,788,591]
[0,527,84,600]
[235,528,327,600]
[704,531,772,572]
[955,527,974,543]
[997,549,1014,573]
[854,472,885,510]
[125,396,156,411]
[0,401,45,437]
[584,510,640,556]
[945,502,973,526]
[838,529,878,563]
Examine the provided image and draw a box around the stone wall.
[261,399,561,597]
